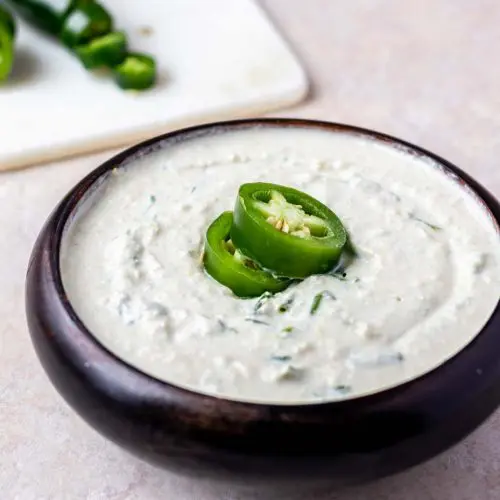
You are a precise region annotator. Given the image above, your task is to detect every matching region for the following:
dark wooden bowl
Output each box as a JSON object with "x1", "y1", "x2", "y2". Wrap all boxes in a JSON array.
[{"x1": 26, "y1": 119, "x2": 500, "y2": 487}]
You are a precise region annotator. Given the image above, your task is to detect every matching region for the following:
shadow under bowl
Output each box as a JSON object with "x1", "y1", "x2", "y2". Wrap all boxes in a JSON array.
[{"x1": 25, "y1": 119, "x2": 500, "y2": 487}]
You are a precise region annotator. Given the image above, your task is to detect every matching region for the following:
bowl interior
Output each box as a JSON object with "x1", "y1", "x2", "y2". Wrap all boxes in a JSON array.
[{"x1": 55, "y1": 119, "x2": 500, "y2": 407}]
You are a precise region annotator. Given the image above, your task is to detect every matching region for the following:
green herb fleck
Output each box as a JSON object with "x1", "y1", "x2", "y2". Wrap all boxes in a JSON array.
[
  {"x1": 254, "y1": 291, "x2": 273, "y2": 314},
  {"x1": 282, "y1": 326, "x2": 294, "y2": 333},
  {"x1": 351, "y1": 350, "x2": 405, "y2": 367},
  {"x1": 245, "y1": 317, "x2": 270, "y2": 325},
  {"x1": 217, "y1": 318, "x2": 237, "y2": 333},
  {"x1": 278, "y1": 295, "x2": 295, "y2": 313},
  {"x1": 310, "y1": 293, "x2": 323, "y2": 315},
  {"x1": 310, "y1": 290, "x2": 336, "y2": 315},
  {"x1": 409, "y1": 213, "x2": 441, "y2": 231},
  {"x1": 334, "y1": 384, "x2": 352, "y2": 395},
  {"x1": 270, "y1": 355, "x2": 292, "y2": 362}
]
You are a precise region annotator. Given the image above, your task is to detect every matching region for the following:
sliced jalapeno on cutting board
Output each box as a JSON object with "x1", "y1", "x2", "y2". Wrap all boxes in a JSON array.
[
  {"x1": 7, "y1": 0, "x2": 74, "y2": 35},
  {"x1": 112, "y1": 52, "x2": 156, "y2": 90},
  {"x1": 231, "y1": 183, "x2": 347, "y2": 278},
  {"x1": 61, "y1": 1, "x2": 112, "y2": 47},
  {"x1": 7, "y1": 0, "x2": 157, "y2": 91},
  {"x1": 75, "y1": 30, "x2": 127, "y2": 69},
  {"x1": 0, "y1": 5, "x2": 15, "y2": 82},
  {"x1": 203, "y1": 211, "x2": 290, "y2": 298},
  {"x1": 0, "y1": 4, "x2": 16, "y2": 38}
]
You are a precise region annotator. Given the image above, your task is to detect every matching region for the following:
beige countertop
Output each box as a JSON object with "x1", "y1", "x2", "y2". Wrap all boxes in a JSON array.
[{"x1": 2, "y1": 0, "x2": 500, "y2": 498}]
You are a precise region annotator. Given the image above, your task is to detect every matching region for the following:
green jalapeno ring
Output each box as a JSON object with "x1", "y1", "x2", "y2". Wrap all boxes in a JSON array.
[
  {"x1": 231, "y1": 183, "x2": 347, "y2": 278},
  {"x1": 0, "y1": 4, "x2": 16, "y2": 39},
  {"x1": 0, "y1": 4, "x2": 15, "y2": 82},
  {"x1": 7, "y1": 0, "x2": 73, "y2": 36},
  {"x1": 75, "y1": 31, "x2": 127, "y2": 69},
  {"x1": 61, "y1": 1, "x2": 113, "y2": 48},
  {"x1": 0, "y1": 24, "x2": 14, "y2": 82},
  {"x1": 112, "y1": 52, "x2": 156, "y2": 90},
  {"x1": 203, "y1": 211, "x2": 290, "y2": 298}
]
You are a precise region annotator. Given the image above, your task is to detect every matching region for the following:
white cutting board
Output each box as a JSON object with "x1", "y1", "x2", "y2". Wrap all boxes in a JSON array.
[{"x1": 0, "y1": 0, "x2": 307, "y2": 171}]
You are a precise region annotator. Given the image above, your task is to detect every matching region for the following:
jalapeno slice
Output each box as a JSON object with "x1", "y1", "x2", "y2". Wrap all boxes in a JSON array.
[
  {"x1": 112, "y1": 52, "x2": 156, "y2": 90},
  {"x1": 0, "y1": 23, "x2": 14, "y2": 82},
  {"x1": 7, "y1": 0, "x2": 73, "y2": 35},
  {"x1": 75, "y1": 31, "x2": 127, "y2": 69},
  {"x1": 0, "y1": 5, "x2": 15, "y2": 83},
  {"x1": 61, "y1": 1, "x2": 112, "y2": 47},
  {"x1": 203, "y1": 211, "x2": 290, "y2": 298},
  {"x1": 231, "y1": 183, "x2": 347, "y2": 278},
  {"x1": 0, "y1": 4, "x2": 16, "y2": 39}
]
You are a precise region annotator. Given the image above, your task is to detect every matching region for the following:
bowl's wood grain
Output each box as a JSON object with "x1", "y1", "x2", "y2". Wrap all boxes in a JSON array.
[{"x1": 25, "y1": 119, "x2": 500, "y2": 485}]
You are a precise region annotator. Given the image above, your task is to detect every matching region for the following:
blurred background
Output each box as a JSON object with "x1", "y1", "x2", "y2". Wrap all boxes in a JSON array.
[{"x1": 2, "y1": 1, "x2": 500, "y2": 499}]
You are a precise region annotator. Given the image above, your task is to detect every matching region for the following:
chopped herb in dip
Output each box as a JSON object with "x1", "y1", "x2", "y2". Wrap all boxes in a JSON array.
[
  {"x1": 408, "y1": 212, "x2": 441, "y2": 231},
  {"x1": 278, "y1": 295, "x2": 295, "y2": 313},
  {"x1": 270, "y1": 355, "x2": 292, "y2": 362},
  {"x1": 310, "y1": 290, "x2": 336, "y2": 315}
]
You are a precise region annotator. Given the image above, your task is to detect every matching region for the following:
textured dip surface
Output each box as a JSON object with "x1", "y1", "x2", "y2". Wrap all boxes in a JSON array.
[{"x1": 61, "y1": 126, "x2": 500, "y2": 403}]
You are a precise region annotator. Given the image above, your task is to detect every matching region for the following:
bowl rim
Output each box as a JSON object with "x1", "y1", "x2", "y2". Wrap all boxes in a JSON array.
[{"x1": 40, "y1": 117, "x2": 500, "y2": 413}]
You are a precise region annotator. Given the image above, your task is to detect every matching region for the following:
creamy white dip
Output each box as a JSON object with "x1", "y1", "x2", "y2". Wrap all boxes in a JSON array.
[{"x1": 61, "y1": 126, "x2": 500, "y2": 404}]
